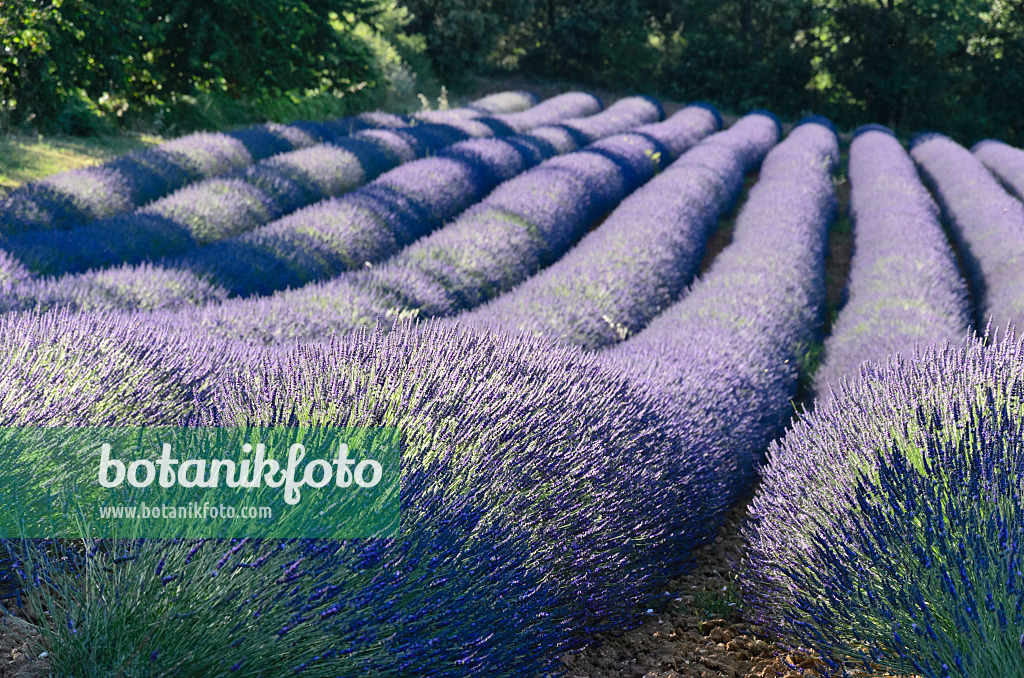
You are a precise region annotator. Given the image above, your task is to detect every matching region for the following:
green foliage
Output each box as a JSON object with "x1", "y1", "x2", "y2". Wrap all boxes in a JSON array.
[
  {"x1": 0, "y1": 0, "x2": 421, "y2": 135},
  {"x1": 401, "y1": 0, "x2": 534, "y2": 81},
  {"x1": 430, "y1": 0, "x2": 1023, "y2": 144}
]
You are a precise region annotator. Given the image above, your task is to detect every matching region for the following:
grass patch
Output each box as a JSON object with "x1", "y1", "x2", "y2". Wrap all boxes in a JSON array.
[
  {"x1": 0, "y1": 133, "x2": 162, "y2": 197},
  {"x1": 683, "y1": 582, "x2": 744, "y2": 620}
]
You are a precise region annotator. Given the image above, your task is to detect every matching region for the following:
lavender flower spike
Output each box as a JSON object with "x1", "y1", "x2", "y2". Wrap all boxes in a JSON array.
[
  {"x1": 813, "y1": 126, "x2": 971, "y2": 399},
  {"x1": 911, "y1": 133, "x2": 1024, "y2": 331}
]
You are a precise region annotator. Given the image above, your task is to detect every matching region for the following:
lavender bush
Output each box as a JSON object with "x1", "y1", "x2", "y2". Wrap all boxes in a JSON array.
[
  {"x1": 911, "y1": 134, "x2": 1024, "y2": 330},
  {"x1": 606, "y1": 118, "x2": 837, "y2": 507},
  {"x1": 14, "y1": 319, "x2": 716, "y2": 676},
  {"x1": 5, "y1": 120, "x2": 489, "y2": 275},
  {"x1": 202, "y1": 322, "x2": 718, "y2": 676},
  {"x1": 173, "y1": 103, "x2": 720, "y2": 343},
  {"x1": 0, "y1": 264, "x2": 227, "y2": 313},
  {"x1": 0, "y1": 127, "x2": 312, "y2": 237},
  {"x1": 813, "y1": 126, "x2": 971, "y2": 398},
  {"x1": 467, "y1": 111, "x2": 780, "y2": 349},
  {"x1": 973, "y1": 138, "x2": 1024, "y2": 200},
  {"x1": 467, "y1": 90, "x2": 540, "y2": 114},
  {"x1": 0, "y1": 249, "x2": 29, "y2": 294},
  {"x1": 5, "y1": 93, "x2": 598, "y2": 277},
  {"x1": 170, "y1": 95, "x2": 663, "y2": 300},
  {"x1": 0, "y1": 309, "x2": 244, "y2": 426},
  {"x1": 744, "y1": 335, "x2": 1024, "y2": 678},
  {"x1": 0, "y1": 91, "x2": 539, "y2": 236},
  {"x1": 1, "y1": 97, "x2": 621, "y2": 313}
]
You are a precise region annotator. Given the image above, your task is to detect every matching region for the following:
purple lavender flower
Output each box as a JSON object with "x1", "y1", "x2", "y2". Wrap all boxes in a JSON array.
[
  {"x1": 0, "y1": 263, "x2": 227, "y2": 313},
  {"x1": 606, "y1": 118, "x2": 838, "y2": 507},
  {"x1": 466, "y1": 111, "x2": 780, "y2": 349},
  {"x1": 0, "y1": 248, "x2": 29, "y2": 294},
  {"x1": 911, "y1": 133, "x2": 1024, "y2": 331},
  {"x1": 208, "y1": 320, "x2": 718, "y2": 676},
  {"x1": 744, "y1": 334, "x2": 1024, "y2": 677},
  {"x1": 169, "y1": 103, "x2": 719, "y2": 343},
  {"x1": 973, "y1": 139, "x2": 1024, "y2": 202},
  {"x1": 813, "y1": 126, "x2": 971, "y2": 399},
  {"x1": 0, "y1": 308, "x2": 254, "y2": 426}
]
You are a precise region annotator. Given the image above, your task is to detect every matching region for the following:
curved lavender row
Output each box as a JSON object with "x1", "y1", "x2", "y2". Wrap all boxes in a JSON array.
[
  {"x1": 743, "y1": 336, "x2": 1024, "y2": 677},
  {"x1": 206, "y1": 323, "x2": 719, "y2": 676},
  {"x1": 973, "y1": 138, "x2": 1024, "y2": 201},
  {"x1": 171, "y1": 103, "x2": 717, "y2": 344},
  {"x1": 4, "y1": 313, "x2": 711, "y2": 676},
  {"x1": 4, "y1": 93, "x2": 599, "y2": 277},
  {"x1": 0, "y1": 97, "x2": 629, "y2": 313},
  {"x1": 0, "y1": 92, "x2": 537, "y2": 236},
  {"x1": 606, "y1": 119, "x2": 837, "y2": 510},
  {"x1": 495, "y1": 92, "x2": 604, "y2": 133},
  {"x1": 465, "y1": 111, "x2": 780, "y2": 349},
  {"x1": 5, "y1": 119, "x2": 498, "y2": 275},
  {"x1": 171, "y1": 96, "x2": 661, "y2": 298},
  {"x1": 813, "y1": 127, "x2": 971, "y2": 399},
  {"x1": 2, "y1": 263, "x2": 227, "y2": 313},
  {"x1": 0, "y1": 124, "x2": 337, "y2": 237},
  {"x1": 911, "y1": 134, "x2": 1024, "y2": 330}
]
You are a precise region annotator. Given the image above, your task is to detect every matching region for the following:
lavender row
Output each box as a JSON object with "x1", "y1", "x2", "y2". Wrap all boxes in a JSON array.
[
  {"x1": 2, "y1": 93, "x2": 600, "y2": 278},
  {"x1": 0, "y1": 96, "x2": 620, "y2": 313},
  {"x1": 5, "y1": 118, "x2": 500, "y2": 276},
  {"x1": 3, "y1": 307, "x2": 718, "y2": 676},
  {"x1": 0, "y1": 91, "x2": 538, "y2": 236},
  {"x1": 172, "y1": 95, "x2": 657, "y2": 297},
  {"x1": 174, "y1": 103, "x2": 719, "y2": 343},
  {"x1": 744, "y1": 334, "x2": 1024, "y2": 677},
  {"x1": 911, "y1": 134, "x2": 1024, "y2": 330},
  {"x1": 607, "y1": 118, "x2": 837, "y2": 510},
  {"x1": 1, "y1": 121, "x2": 356, "y2": 237},
  {"x1": 467, "y1": 111, "x2": 781, "y2": 349},
  {"x1": 973, "y1": 138, "x2": 1024, "y2": 201},
  {"x1": 813, "y1": 126, "x2": 971, "y2": 399},
  {"x1": 466, "y1": 90, "x2": 540, "y2": 114}
]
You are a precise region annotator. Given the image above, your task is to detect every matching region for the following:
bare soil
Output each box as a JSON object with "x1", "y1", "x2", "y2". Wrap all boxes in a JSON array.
[{"x1": 556, "y1": 505, "x2": 913, "y2": 678}]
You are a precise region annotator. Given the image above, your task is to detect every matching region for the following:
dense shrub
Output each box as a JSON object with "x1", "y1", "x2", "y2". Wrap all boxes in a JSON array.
[
  {"x1": 744, "y1": 335, "x2": 1024, "y2": 678},
  {"x1": 974, "y1": 139, "x2": 1024, "y2": 202}
]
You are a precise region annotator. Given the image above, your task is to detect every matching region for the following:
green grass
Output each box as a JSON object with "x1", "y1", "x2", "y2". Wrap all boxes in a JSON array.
[
  {"x1": 0, "y1": 132, "x2": 162, "y2": 197},
  {"x1": 684, "y1": 582, "x2": 743, "y2": 620}
]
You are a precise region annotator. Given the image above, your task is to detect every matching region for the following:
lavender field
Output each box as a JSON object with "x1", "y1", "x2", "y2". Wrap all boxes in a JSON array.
[{"x1": 1, "y1": 89, "x2": 1023, "y2": 678}]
